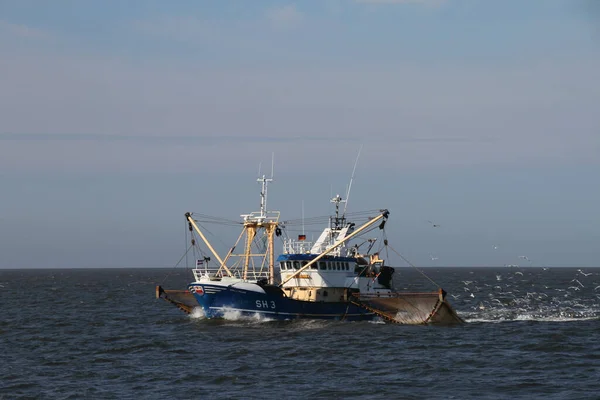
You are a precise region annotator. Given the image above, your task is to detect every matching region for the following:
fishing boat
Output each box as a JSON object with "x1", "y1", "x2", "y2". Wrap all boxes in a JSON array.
[{"x1": 156, "y1": 174, "x2": 463, "y2": 325}]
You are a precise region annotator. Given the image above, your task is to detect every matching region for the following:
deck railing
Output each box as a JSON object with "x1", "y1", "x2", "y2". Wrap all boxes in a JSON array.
[
  {"x1": 283, "y1": 238, "x2": 314, "y2": 254},
  {"x1": 192, "y1": 266, "x2": 270, "y2": 282}
]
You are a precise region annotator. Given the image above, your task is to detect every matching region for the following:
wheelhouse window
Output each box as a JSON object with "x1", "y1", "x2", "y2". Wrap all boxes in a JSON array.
[
  {"x1": 319, "y1": 262, "x2": 326, "y2": 270},
  {"x1": 293, "y1": 261, "x2": 301, "y2": 269}
]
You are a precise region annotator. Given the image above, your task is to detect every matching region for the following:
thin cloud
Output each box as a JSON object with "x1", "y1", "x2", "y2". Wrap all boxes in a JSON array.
[
  {"x1": 266, "y1": 4, "x2": 304, "y2": 29},
  {"x1": 0, "y1": 19, "x2": 53, "y2": 40},
  {"x1": 355, "y1": 0, "x2": 446, "y2": 6},
  {"x1": 0, "y1": 133, "x2": 343, "y2": 144},
  {"x1": 0, "y1": 133, "x2": 484, "y2": 145},
  {"x1": 131, "y1": 15, "x2": 213, "y2": 42}
]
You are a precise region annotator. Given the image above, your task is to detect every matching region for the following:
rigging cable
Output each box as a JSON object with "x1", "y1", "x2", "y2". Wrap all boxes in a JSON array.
[
  {"x1": 384, "y1": 242, "x2": 441, "y2": 289},
  {"x1": 185, "y1": 219, "x2": 189, "y2": 270},
  {"x1": 192, "y1": 218, "x2": 232, "y2": 255},
  {"x1": 159, "y1": 242, "x2": 195, "y2": 286}
]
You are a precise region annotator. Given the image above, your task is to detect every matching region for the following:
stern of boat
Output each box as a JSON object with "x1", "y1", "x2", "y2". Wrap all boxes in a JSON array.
[{"x1": 350, "y1": 288, "x2": 464, "y2": 325}]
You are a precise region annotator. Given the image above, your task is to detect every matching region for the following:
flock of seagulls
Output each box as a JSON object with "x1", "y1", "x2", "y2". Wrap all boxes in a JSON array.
[
  {"x1": 421, "y1": 222, "x2": 599, "y2": 317},
  {"x1": 452, "y1": 264, "x2": 599, "y2": 316}
]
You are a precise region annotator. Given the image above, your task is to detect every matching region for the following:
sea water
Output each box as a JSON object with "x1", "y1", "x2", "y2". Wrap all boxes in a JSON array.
[{"x1": 1, "y1": 267, "x2": 599, "y2": 399}]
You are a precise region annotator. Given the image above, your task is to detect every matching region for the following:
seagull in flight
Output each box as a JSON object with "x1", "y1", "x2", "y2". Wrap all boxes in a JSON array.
[
  {"x1": 426, "y1": 220, "x2": 441, "y2": 228},
  {"x1": 571, "y1": 278, "x2": 585, "y2": 288},
  {"x1": 577, "y1": 269, "x2": 593, "y2": 277}
]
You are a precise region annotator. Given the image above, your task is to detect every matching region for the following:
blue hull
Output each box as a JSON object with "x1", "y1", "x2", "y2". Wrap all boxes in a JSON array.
[{"x1": 189, "y1": 283, "x2": 375, "y2": 321}]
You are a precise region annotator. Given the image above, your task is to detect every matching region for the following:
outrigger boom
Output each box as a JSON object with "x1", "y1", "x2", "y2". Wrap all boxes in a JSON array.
[{"x1": 185, "y1": 212, "x2": 234, "y2": 278}]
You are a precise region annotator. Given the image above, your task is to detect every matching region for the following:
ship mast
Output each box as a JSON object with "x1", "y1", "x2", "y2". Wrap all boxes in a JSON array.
[
  {"x1": 258, "y1": 174, "x2": 272, "y2": 222},
  {"x1": 330, "y1": 194, "x2": 346, "y2": 232},
  {"x1": 240, "y1": 157, "x2": 279, "y2": 284},
  {"x1": 185, "y1": 159, "x2": 280, "y2": 283},
  {"x1": 328, "y1": 147, "x2": 359, "y2": 246}
]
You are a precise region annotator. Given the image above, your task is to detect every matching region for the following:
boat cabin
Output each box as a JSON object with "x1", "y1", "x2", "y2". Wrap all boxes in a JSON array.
[{"x1": 277, "y1": 251, "x2": 392, "y2": 301}]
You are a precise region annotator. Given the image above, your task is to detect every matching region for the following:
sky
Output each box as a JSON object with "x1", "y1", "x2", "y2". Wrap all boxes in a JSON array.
[{"x1": 1, "y1": 0, "x2": 599, "y2": 269}]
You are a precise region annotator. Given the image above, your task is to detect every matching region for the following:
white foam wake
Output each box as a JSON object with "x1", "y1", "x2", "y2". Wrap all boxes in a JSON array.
[
  {"x1": 221, "y1": 307, "x2": 275, "y2": 323},
  {"x1": 189, "y1": 307, "x2": 206, "y2": 319}
]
